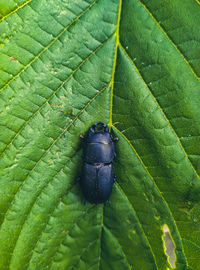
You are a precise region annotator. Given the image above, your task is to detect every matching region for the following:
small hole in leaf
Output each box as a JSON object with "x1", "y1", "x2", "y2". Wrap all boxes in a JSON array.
[{"x1": 162, "y1": 224, "x2": 176, "y2": 268}]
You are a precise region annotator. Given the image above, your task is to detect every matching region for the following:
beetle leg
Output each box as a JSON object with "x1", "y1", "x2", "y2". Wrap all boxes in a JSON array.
[
  {"x1": 107, "y1": 199, "x2": 111, "y2": 206},
  {"x1": 113, "y1": 137, "x2": 119, "y2": 142},
  {"x1": 80, "y1": 135, "x2": 84, "y2": 140},
  {"x1": 77, "y1": 176, "x2": 81, "y2": 182}
]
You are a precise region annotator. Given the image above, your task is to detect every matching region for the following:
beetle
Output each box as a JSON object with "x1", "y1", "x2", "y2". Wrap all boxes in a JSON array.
[{"x1": 79, "y1": 122, "x2": 117, "y2": 204}]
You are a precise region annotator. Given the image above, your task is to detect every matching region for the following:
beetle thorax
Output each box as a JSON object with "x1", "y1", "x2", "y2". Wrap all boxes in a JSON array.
[{"x1": 86, "y1": 131, "x2": 112, "y2": 144}]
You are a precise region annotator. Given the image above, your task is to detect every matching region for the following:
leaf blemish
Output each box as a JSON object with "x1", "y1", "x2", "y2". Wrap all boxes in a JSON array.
[{"x1": 162, "y1": 224, "x2": 176, "y2": 269}]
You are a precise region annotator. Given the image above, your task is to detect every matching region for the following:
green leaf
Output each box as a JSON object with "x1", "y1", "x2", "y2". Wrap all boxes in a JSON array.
[{"x1": 0, "y1": 0, "x2": 200, "y2": 269}]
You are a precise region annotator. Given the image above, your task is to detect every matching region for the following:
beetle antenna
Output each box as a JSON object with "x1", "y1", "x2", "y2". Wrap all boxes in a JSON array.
[{"x1": 112, "y1": 122, "x2": 120, "y2": 126}]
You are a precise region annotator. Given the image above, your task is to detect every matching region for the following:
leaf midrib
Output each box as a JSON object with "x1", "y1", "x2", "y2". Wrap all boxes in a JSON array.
[{"x1": 108, "y1": 0, "x2": 122, "y2": 130}]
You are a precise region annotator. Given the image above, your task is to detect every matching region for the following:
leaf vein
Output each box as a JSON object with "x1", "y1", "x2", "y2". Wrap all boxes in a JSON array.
[
  {"x1": 97, "y1": 204, "x2": 104, "y2": 270},
  {"x1": 119, "y1": 42, "x2": 200, "y2": 180},
  {"x1": 183, "y1": 238, "x2": 200, "y2": 251},
  {"x1": 28, "y1": 204, "x2": 95, "y2": 269},
  {"x1": 136, "y1": 0, "x2": 200, "y2": 81},
  {"x1": 0, "y1": 33, "x2": 114, "y2": 158},
  {"x1": 45, "y1": 205, "x2": 96, "y2": 270},
  {"x1": 104, "y1": 226, "x2": 132, "y2": 270},
  {"x1": 0, "y1": 82, "x2": 109, "y2": 232},
  {"x1": 115, "y1": 183, "x2": 159, "y2": 269},
  {"x1": 113, "y1": 125, "x2": 188, "y2": 268},
  {"x1": 10, "y1": 181, "x2": 77, "y2": 268},
  {"x1": 0, "y1": 0, "x2": 98, "y2": 93},
  {"x1": 0, "y1": 0, "x2": 32, "y2": 23}
]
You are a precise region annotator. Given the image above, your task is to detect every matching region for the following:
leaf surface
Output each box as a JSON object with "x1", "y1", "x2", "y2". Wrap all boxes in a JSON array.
[{"x1": 0, "y1": 0, "x2": 200, "y2": 269}]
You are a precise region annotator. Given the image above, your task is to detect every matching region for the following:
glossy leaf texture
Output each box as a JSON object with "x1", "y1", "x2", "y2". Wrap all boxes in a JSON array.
[{"x1": 0, "y1": 0, "x2": 200, "y2": 269}]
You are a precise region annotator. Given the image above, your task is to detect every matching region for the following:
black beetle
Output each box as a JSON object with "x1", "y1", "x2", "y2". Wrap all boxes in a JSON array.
[{"x1": 79, "y1": 122, "x2": 117, "y2": 204}]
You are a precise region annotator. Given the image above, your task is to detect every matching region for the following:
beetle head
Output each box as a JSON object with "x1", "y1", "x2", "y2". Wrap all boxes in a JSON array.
[
  {"x1": 87, "y1": 122, "x2": 112, "y2": 144},
  {"x1": 89, "y1": 122, "x2": 109, "y2": 133}
]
